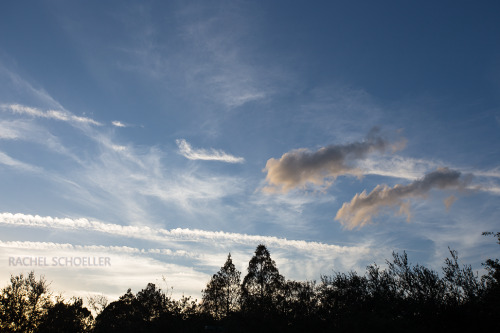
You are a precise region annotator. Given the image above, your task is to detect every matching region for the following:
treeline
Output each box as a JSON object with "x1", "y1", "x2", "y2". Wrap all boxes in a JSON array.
[{"x1": 1, "y1": 232, "x2": 499, "y2": 332}]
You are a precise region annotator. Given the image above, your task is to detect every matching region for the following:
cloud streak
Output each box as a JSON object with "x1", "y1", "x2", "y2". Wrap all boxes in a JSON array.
[
  {"x1": 0, "y1": 212, "x2": 366, "y2": 255},
  {"x1": 335, "y1": 168, "x2": 473, "y2": 229},
  {"x1": 0, "y1": 240, "x2": 201, "y2": 260},
  {"x1": 176, "y1": 139, "x2": 244, "y2": 163},
  {"x1": 263, "y1": 129, "x2": 405, "y2": 193},
  {"x1": 0, "y1": 212, "x2": 376, "y2": 292},
  {"x1": 0, "y1": 151, "x2": 42, "y2": 173},
  {"x1": 0, "y1": 104, "x2": 102, "y2": 126}
]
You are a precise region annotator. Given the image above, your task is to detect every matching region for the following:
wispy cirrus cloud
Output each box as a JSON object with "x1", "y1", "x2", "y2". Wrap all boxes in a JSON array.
[
  {"x1": 0, "y1": 103, "x2": 102, "y2": 126},
  {"x1": 263, "y1": 129, "x2": 405, "y2": 193},
  {"x1": 177, "y1": 3, "x2": 272, "y2": 108},
  {"x1": 0, "y1": 71, "x2": 245, "y2": 224},
  {"x1": 0, "y1": 66, "x2": 245, "y2": 222},
  {"x1": 0, "y1": 151, "x2": 42, "y2": 173},
  {"x1": 176, "y1": 139, "x2": 244, "y2": 163},
  {"x1": 105, "y1": 2, "x2": 277, "y2": 108},
  {"x1": 0, "y1": 121, "x2": 22, "y2": 139},
  {"x1": 335, "y1": 168, "x2": 474, "y2": 229},
  {"x1": 0, "y1": 240, "x2": 201, "y2": 260},
  {"x1": 359, "y1": 155, "x2": 441, "y2": 180}
]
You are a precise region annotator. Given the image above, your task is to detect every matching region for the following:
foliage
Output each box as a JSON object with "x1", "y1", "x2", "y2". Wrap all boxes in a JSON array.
[
  {"x1": 37, "y1": 297, "x2": 93, "y2": 333},
  {"x1": 241, "y1": 244, "x2": 285, "y2": 316},
  {"x1": 86, "y1": 294, "x2": 108, "y2": 317},
  {"x1": 93, "y1": 283, "x2": 176, "y2": 333},
  {"x1": 482, "y1": 232, "x2": 500, "y2": 288},
  {"x1": 0, "y1": 271, "x2": 52, "y2": 332},
  {"x1": 201, "y1": 253, "x2": 241, "y2": 319}
]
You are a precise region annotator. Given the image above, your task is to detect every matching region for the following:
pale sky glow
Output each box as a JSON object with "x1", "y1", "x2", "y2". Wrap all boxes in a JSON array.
[{"x1": 1, "y1": 1, "x2": 500, "y2": 302}]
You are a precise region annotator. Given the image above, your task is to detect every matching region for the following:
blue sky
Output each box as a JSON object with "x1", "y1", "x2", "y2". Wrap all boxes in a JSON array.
[{"x1": 1, "y1": 0, "x2": 500, "y2": 302}]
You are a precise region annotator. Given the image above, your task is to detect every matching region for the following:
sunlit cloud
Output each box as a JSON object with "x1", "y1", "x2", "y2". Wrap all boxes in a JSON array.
[
  {"x1": 335, "y1": 168, "x2": 473, "y2": 229},
  {"x1": 263, "y1": 129, "x2": 405, "y2": 193},
  {"x1": 176, "y1": 139, "x2": 245, "y2": 163}
]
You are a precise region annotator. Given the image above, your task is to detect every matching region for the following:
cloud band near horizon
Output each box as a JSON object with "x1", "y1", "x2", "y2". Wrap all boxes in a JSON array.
[{"x1": 0, "y1": 212, "x2": 365, "y2": 255}]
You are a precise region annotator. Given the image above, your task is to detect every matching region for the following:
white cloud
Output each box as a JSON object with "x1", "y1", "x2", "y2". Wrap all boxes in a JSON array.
[
  {"x1": 0, "y1": 103, "x2": 102, "y2": 126},
  {"x1": 0, "y1": 212, "x2": 376, "y2": 300},
  {"x1": 112, "y1": 120, "x2": 127, "y2": 127},
  {"x1": 472, "y1": 167, "x2": 500, "y2": 179},
  {"x1": 0, "y1": 123, "x2": 21, "y2": 139},
  {"x1": 110, "y1": 144, "x2": 127, "y2": 152},
  {"x1": 359, "y1": 155, "x2": 441, "y2": 180},
  {"x1": 0, "y1": 119, "x2": 83, "y2": 164},
  {"x1": 0, "y1": 71, "x2": 247, "y2": 222},
  {"x1": 0, "y1": 212, "x2": 368, "y2": 257},
  {"x1": 0, "y1": 240, "x2": 201, "y2": 260},
  {"x1": 176, "y1": 139, "x2": 244, "y2": 163},
  {"x1": 67, "y1": 136, "x2": 244, "y2": 223},
  {"x1": 0, "y1": 151, "x2": 42, "y2": 173}
]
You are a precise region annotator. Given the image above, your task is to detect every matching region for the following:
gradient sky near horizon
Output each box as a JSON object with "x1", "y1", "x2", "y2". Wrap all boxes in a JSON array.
[{"x1": 1, "y1": 0, "x2": 500, "y2": 302}]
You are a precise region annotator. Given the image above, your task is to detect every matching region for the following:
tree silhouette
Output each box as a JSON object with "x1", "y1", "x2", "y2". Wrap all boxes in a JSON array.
[
  {"x1": 94, "y1": 283, "x2": 200, "y2": 333},
  {"x1": 93, "y1": 288, "x2": 142, "y2": 333},
  {"x1": 482, "y1": 232, "x2": 500, "y2": 290},
  {"x1": 479, "y1": 232, "x2": 500, "y2": 326},
  {"x1": 1, "y1": 235, "x2": 499, "y2": 332},
  {"x1": 0, "y1": 271, "x2": 51, "y2": 333},
  {"x1": 241, "y1": 244, "x2": 285, "y2": 316},
  {"x1": 37, "y1": 297, "x2": 92, "y2": 333},
  {"x1": 281, "y1": 280, "x2": 318, "y2": 326},
  {"x1": 87, "y1": 294, "x2": 108, "y2": 317},
  {"x1": 442, "y1": 248, "x2": 482, "y2": 306},
  {"x1": 202, "y1": 253, "x2": 241, "y2": 319}
]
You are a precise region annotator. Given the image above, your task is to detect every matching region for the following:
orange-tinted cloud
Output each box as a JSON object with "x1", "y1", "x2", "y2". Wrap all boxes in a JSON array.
[
  {"x1": 263, "y1": 129, "x2": 404, "y2": 192},
  {"x1": 335, "y1": 168, "x2": 472, "y2": 229}
]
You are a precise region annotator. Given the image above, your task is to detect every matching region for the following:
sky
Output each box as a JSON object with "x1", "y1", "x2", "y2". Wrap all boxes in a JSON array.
[{"x1": 1, "y1": 0, "x2": 500, "y2": 303}]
